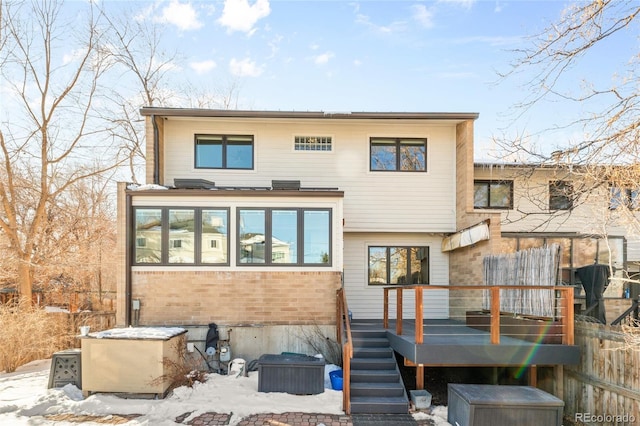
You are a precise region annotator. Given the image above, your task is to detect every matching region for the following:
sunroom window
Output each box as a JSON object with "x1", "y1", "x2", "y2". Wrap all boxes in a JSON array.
[
  {"x1": 133, "y1": 207, "x2": 229, "y2": 266},
  {"x1": 238, "y1": 208, "x2": 331, "y2": 266}
]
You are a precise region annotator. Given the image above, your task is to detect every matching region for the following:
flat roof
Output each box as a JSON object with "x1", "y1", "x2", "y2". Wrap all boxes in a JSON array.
[{"x1": 139, "y1": 107, "x2": 479, "y2": 121}]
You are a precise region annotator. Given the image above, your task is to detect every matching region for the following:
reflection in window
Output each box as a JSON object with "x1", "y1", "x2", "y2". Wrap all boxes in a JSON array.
[
  {"x1": 272, "y1": 210, "x2": 297, "y2": 263},
  {"x1": 201, "y1": 209, "x2": 228, "y2": 264},
  {"x1": 549, "y1": 181, "x2": 573, "y2": 210},
  {"x1": 168, "y1": 209, "x2": 195, "y2": 263},
  {"x1": 239, "y1": 209, "x2": 266, "y2": 264},
  {"x1": 368, "y1": 247, "x2": 387, "y2": 284},
  {"x1": 474, "y1": 180, "x2": 513, "y2": 209},
  {"x1": 370, "y1": 138, "x2": 427, "y2": 172},
  {"x1": 237, "y1": 208, "x2": 332, "y2": 266},
  {"x1": 195, "y1": 134, "x2": 253, "y2": 169},
  {"x1": 304, "y1": 210, "x2": 330, "y2": 264},
  {"x1": 135, "y1": 209, "x2": 162, "y2": 263},
  {"x1": 368, "y1": 246, "x2": 429, "y2": 285},
  {"x1": 610, "y1": 187, "x2": 640, "y2": 210}
]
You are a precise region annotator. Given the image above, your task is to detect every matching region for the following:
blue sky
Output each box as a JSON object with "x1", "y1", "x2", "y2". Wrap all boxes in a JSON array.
[{"x1": 95, "y1": 0, "x2": 634, "y2": 160}]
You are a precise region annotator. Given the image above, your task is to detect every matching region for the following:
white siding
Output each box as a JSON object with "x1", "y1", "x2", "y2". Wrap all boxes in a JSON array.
[
  {"x1": 343, "y1": 232, "x2": 449, "y2": 320},
  {"x1": 162, "y1": 118, "x2": 458, "y2": 234}
]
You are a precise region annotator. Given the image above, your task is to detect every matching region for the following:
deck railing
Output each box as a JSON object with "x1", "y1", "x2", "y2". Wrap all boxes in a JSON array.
[
  {"x1": 336, "y1": 288, "x2": 353, "y2": 414},
  {"x1": 383, "y1": 285, "x2": 575, "y2": 345}
]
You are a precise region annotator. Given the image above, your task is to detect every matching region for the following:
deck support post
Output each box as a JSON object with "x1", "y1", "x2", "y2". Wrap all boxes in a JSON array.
[
  {"x1": 383, "y1": 288, "x2": 389, "y2": 329},
  {"x1": 416, "y1": 365, "x2": 424, "y2": 390},
  {"x1": 554, "y1": 365, "x2": 564, "y2": 400},
  {"x1": 396, "y1": 288, "x2": 403, "y2": 336},
  {"x1": 528, "y1": 365, "x2": 537, "y2": 387}
]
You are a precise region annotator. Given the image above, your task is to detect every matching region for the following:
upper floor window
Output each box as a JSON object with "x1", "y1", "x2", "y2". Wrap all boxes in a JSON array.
[
  {"x1": 195, "y1": 134, "x2": 253, "y2": 169},
  {"x1": 610, "y1": 187, "x2": 640, "y2": 210},
  {"x1": 549, "y1": 181, "x2": 573, "y2": 210},
  {"x1": 134, "y1": 207, "x2": 229, "y2": 265},
  {"x1": 368, "y1": 246, "x2": 429, "y2": 285},
  {"x1": 474, "y1": 180, "x2": 513, "y2": 209},
  {"x1": 370, "y1": 138, "x2": 427, "y2": 172},
  {"x1": 295, "y1": 136, "x2": 332, "y2": 151},
  {"x1": 238, "y1": 208, "x2": 331, "y2": 266}
]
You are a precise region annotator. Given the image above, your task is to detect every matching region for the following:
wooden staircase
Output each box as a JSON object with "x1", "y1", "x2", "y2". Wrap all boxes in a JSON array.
[{"x1": 349, "y1": 322, "x2": 409, "y2": 414}]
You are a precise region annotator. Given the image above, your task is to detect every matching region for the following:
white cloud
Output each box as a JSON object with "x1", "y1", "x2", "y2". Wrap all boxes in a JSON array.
[
  {"x1": 314, "y1": 52, "x2": 335, "y2": 65},
  {"x1": 411, "y1": 4, "x2": 434, "y2": 28},
  {"x1": 355, "y1": 13, "x2": 406, "y2": 34},
  {"x1": 229, "y1": 57, "x2": 263, "y2": 77},
  {"x1": 438, "y1": 0, "x2": 476, "y2": 9},
  {"x1": 218, "y1": 0, "x2": 271, "y2": 35},
  {"x1": 62, "y1": 49, "x2": 84, "y2": 65},
  {"x1": 190, "y1": 60, "x2": 217, "y2": 75},
  {"x1": 156, "y1": 0, "x2": 203, "y2": 31}
]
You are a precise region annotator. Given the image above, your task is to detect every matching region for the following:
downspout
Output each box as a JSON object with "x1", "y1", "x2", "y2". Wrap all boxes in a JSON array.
[
  {"x1": 125, "y1": 191, "x2": 132, "y2": 326},
  {"x1": 152, "y1": 114, "x2": 160, "y2": 185}
]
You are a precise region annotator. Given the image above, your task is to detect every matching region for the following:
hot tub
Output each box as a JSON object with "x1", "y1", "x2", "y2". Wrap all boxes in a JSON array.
[{"x1": 81, "y1": 327, "x2": 187, "y2": 397}]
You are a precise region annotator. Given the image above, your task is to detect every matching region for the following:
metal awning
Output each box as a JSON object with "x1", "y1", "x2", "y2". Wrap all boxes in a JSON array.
[{"x1": 441, "y1": 220, "x2": 490, "y2": 252}]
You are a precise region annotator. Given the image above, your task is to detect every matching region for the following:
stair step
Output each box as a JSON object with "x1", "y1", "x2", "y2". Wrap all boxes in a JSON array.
[
  {"x1": 350, "y1": 382, "x2": 406, "y2": 397},
  {"x1": 350, "y1": 396, "x2": 410, "y2": 414},
  {"x1": 351, "y1": 329, "x2": 387, "y2": 339},
  {"x1": 351, "y1": 369, "x2": 401, "y2": 383},
  {"x1": 352, "y1": 337, "x2": 389, "y2": 348},
  {"x1": 351, "y1": 357, "x2": 397, "y2": 369},
  {"x1": 352, "y1": 347, "x2": 394, "y2": 358}
]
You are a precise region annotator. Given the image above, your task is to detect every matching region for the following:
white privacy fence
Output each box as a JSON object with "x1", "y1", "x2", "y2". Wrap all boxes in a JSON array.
[{"x1": 483, "y1": 244, "x2": 561, "y2": 318}]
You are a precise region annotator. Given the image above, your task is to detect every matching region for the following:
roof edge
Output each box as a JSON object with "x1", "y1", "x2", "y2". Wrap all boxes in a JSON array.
[{"x1": 140, "y1": 107, "x2": 479, "y2": 121}]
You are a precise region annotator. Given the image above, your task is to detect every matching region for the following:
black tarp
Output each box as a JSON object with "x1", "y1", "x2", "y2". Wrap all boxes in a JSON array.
[{"x1": 576, "y1": 264, "x2": 611, "y2": 324}]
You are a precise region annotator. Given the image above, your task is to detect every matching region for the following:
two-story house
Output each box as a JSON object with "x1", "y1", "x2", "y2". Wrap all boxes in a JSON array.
[{"x1": 115, "y1": 108, "x2": 503, "y2": 360}]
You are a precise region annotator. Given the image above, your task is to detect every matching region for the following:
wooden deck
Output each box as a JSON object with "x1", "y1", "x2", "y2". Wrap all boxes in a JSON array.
[
  {"x1": 379, "y1": 284, "x2": 580, "y2": 367},
  {"x1": 353, "y1": 319, "x2": 580, "y2": 367}
]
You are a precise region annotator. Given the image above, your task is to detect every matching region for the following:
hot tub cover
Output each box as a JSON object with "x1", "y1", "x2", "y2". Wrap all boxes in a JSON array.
[{"x1": 93, "y1": 327, "x2": 186, "y2": 340}]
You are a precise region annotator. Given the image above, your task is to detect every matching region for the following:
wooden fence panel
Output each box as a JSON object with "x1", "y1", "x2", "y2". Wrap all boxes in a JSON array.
[{"x1": 564, "y1": 321, "x2": 640, "y2": 424}]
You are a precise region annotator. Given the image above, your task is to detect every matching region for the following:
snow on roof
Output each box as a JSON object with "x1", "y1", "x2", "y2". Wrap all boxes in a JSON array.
[{"x1": 92, "y1": 327, "x2": 186, "y2": 340}]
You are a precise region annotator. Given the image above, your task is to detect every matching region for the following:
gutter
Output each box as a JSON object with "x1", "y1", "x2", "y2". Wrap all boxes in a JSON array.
[
  {"x1": 152, "y1": 114, "x2": 159, "y2": 185},
  {"x1": 125, "y1": 191, "x2": 132, "y2": 326}
]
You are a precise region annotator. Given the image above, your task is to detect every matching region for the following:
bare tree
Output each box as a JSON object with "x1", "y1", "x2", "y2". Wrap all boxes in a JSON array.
[
  {"x1": 0, "y1": 0, "x2": 125, "y2": 304},
  {"x1": 100, "y1": 8, "x2": 243, "y2": 183},
  {"x1": 497, "y1": 0, "x2": 640, "y2": 168},
  {"x1": 491, "y1": 1, "x2": 640, "y2": 316}
]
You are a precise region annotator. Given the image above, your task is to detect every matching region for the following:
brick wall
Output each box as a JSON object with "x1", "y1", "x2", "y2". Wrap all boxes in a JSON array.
[
  {"x1": 450, "y1": 120, "x2": 503, "y2": 318},
  {"x1": 130, "y1": 270, "x2": 342, "y2": 326}
]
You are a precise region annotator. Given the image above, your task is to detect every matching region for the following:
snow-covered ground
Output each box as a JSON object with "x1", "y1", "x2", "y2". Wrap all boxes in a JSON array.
[{"x1": 0, "y1": 359, "x2": 451, "y2": 425}]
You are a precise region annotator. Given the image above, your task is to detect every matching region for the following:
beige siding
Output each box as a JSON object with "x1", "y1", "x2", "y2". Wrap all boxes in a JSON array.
[
  {"x1": 162, "y1": 118, "x2": 457, "y2": 233},
  {"x1": 474, "y1": 164, "x2": 640, "y2": 262},
  {"x1": 343, "y1": 232, "x2": 449, "y2": 320}
]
